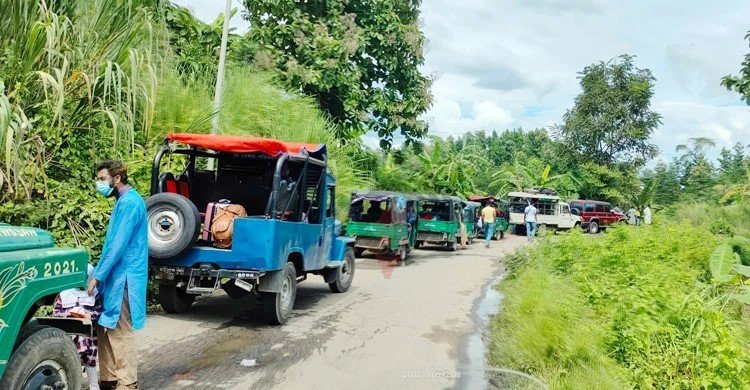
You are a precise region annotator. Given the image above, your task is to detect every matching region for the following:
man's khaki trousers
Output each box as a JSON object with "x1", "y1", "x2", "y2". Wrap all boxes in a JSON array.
[{"x1": 96, "y1": 290, "x2": 137, "y2": 388}]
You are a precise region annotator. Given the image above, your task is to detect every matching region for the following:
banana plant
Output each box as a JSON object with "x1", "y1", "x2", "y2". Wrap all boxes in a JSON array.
[{"x1": 717, "y1": 165, "x2": 750, "y2": 205}]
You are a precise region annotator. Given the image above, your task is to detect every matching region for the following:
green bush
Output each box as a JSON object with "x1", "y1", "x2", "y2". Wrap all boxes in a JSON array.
[{"x1": 490, "y1": 225, "x2": 750, "y2": 388}]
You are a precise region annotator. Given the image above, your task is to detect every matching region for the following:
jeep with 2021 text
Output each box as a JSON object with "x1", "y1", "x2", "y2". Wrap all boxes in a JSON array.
[
  {"x1": 147, "y1": 133, "x2": 355, "y2": 325},
  {"x1": 0, "y1": 223, "x2": 92, "y2": 389}
]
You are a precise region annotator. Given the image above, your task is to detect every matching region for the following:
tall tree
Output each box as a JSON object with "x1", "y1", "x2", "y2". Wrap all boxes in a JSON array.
[
  {"x1": 718, "y1": 142, "x2": 747, "y2": 184},
  {"x1": 642, "y1": 162, "x2": 681, "y2": 206},
  {"x1": 721, "y1": 30, "x2": 750, "y2": 104},
  {"x1": 556, "y1": 55, "x2": 661, "y2": 167},
  {"x1": 241, "y1": 0, "x2": 432, "y2": 146}
]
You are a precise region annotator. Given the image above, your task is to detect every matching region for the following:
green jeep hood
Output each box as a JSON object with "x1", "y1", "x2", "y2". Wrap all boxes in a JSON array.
[{"x1": 0, "y1": 223, "x2": 55, "y2": 253}]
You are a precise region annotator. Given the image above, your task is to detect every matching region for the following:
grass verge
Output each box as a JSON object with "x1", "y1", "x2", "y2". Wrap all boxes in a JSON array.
[{"x1": 489, "y1": 224, "x2": 750, "y2": 389}]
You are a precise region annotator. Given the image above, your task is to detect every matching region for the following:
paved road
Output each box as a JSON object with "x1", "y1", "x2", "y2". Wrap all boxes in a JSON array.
[{"x1": 135, "y1": 236, "x2": 526, "y2": 390}]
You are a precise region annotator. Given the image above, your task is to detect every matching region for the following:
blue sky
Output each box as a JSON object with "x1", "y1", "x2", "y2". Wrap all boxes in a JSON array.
[{"x1": 176, "y1": 0, "x2": 750, "y2": 160}]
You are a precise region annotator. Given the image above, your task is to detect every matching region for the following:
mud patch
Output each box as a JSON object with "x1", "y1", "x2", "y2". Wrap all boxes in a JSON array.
[{"x1": 192, "y1": 329, "x2": 259, "y2": 370}]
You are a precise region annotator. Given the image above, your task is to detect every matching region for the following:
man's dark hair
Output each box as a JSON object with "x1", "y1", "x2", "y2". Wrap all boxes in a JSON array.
[{"x1": 96, "y1": 160, "x2": 129, "y2": 184}]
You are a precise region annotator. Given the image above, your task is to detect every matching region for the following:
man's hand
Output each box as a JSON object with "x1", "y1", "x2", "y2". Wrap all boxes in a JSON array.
[{"x1": 87, "y1": 278, "x2": 99, "y2": 296}]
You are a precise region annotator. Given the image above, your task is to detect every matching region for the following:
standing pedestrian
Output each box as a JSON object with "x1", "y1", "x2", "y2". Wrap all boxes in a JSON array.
[
  {"x1": 456, "y1": 208, "x2": 468, "y2": 250},
  {"x1": 88, "y1": 160, "x2": 148, "y2": 390},
  {"x1": 627, "y1": 207, "x2": 637, "y2": 225},
  {"x1": 643, "y1": 205, "x2": 652, "y2": 225},
  {"x1": 635, "y1": 208, "x2": 641, "y2": 226},
  {"x1": 481, "y1": 202, "x2": 498, "y2": 248},
  {"x1": 523, "y1": 201, "x2": 538, "y2": 242}
]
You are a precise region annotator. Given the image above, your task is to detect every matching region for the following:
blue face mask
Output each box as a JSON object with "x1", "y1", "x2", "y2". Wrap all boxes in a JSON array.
[{"x1": 96, "y1": 180, "x2": 114, "y2": 197}]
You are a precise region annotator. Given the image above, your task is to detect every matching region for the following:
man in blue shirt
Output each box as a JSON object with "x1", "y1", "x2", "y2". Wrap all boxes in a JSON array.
[{"x1": 87, "y1": 160, "x2": 148, "y2": 390}]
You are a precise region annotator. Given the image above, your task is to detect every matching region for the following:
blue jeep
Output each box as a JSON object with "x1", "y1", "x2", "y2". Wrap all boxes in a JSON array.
[{"x1": 146, "y1": 133, "x2": 355, "y2": 324}]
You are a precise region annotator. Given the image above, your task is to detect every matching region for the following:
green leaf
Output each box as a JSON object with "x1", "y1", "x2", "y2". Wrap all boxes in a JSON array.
[
  {"x1": 710, "y1": 242, "x2": 739, "y2": 281},
  {"x1": 733, "y1": 263, "x2": 750, "y2": 277}
]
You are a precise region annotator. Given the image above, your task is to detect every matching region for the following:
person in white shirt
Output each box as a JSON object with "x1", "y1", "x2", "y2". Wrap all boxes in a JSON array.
[
  {"x1": 643, "y1": 205, "x2": 652, "y2": 225},
  {"x1": 523, "y1": 201, "x2": 538, "y2": 242}
]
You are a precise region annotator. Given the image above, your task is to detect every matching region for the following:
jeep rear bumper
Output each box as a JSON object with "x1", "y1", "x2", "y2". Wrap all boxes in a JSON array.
[
  {"x1": 152, "y1": 265, "x2": 265, "y2": 295},
  {"x1": 152, "y1": 265, "x2": 264, "y2": 281}
]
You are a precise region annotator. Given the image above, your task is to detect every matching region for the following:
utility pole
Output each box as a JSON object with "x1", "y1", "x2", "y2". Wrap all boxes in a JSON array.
[{"x1": 208, "y1": 0, "x2": 232, "y2": 170}]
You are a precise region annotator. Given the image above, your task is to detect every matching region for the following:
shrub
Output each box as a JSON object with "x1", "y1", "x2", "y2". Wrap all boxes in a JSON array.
[{"x1": 490, "y1": 224, "x2": 750, "y2": 388}]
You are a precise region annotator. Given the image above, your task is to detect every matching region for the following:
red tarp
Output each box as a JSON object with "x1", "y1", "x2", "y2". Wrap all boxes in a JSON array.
[{"x1": 167, "y1": 133, "x2": 325, "y2": 157}]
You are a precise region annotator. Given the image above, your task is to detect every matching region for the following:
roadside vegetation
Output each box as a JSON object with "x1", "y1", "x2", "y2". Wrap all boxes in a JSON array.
[
  {"x1": 2, "y1": 1, "x2": 750, "y2": 386},
  {"x1": 488, "y1": 29, "x2": 750, "y2": 388}
]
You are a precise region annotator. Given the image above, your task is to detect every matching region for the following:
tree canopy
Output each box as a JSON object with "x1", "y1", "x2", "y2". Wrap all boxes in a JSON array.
[
  {"x1": 240, "y1": 0, "x2": 432, "y2": 146},
  {"x1": 722, "y1": 30, "x2": 750, "y2": 104},
  {"x1": 556, "y1": 55, "x2": 661, "y2": 168}
]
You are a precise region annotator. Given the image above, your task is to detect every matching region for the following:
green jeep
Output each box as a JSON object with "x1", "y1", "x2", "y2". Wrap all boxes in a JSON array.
[
  {"x1": 346, "y1": 191, "x2": 418, "y2": 263},
  {"x1": 0, "y1": 223, "x2": 91, "y2": 389},
  {"x1": 415, "y1": 195, "x2": 464, "y2": 251},
  {"x1": 461, "y1": 201, "x2": 482, "y2": 244}
]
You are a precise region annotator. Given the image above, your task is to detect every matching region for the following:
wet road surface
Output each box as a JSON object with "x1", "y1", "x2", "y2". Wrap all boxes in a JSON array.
[{"x1": 136, "y1": 236, "x2": 526, "y2": 389}]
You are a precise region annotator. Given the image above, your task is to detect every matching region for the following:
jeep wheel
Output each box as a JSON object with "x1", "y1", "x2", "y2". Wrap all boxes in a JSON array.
[
  {"x1": 397, "y1": 244, "x2": 408, "y2": 264},
  {"x1": 159, "y1": 284, "x2": 195, "y2": 313},
  {"x1": 264, "y1": 262, "x2": 298, "y2": 324},
  {"x1": 146, "y1": 193, "x2": 200, "y2": 259},
  {"x1": 588, "y1": 221, "x2": 600, "y2": 234},
  {"x1": 0, "y1": 327, "x2": 82, "y2": 390},
  {"x1": 330, "y1": 248, "x2": 356, "y2": 293},
  {"x1": 354, "y1": 247, "x2": 365, "y2": 258}
]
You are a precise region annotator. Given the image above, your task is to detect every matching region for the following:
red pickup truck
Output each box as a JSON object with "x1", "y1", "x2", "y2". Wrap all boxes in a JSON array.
[{"x1": 568, "y1": 200, "x2": 627, "y2": 234}]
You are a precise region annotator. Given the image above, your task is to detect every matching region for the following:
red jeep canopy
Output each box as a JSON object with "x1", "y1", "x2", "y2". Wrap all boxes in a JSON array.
[{"x1": 166, "y1": 133, "x2": 326, "y2": 157}]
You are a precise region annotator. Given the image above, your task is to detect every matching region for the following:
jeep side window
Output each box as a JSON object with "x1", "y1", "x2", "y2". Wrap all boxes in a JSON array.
[
  {"x1": 326, "y1": 186, "x2": 335, "y2": 218},
  {"x1": 302, "y1": 165, "x2": 325, "y2": 224},
  {"x1": 562, "y1": 204, "x2": 570, "y2": 214},
  {"x1": 595, "y1": 204, "x2": 605, "y2": 212},
  {"x1": 584, "y1": 202, "x2": 595, "y2": 212},
  {"x1": 604, "y1": 204, "x2": 612, "y2": 212}
]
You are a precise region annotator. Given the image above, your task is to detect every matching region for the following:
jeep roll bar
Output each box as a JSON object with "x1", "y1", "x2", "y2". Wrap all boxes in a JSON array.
[
  {"x1": 265, "y1": 153, "x2": 327, "y2": 217},
  {"x1": 152, "y1": 143, "x2": 327, "y2": 218}
]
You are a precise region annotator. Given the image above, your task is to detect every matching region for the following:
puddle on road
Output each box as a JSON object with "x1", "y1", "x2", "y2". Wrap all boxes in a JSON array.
[
  {"x1": 459, "y1": 270, "x2": 548, "y2": 390},
  {"x1": 192, "y1": 330, "x2": 259, "y2": 370},
  {"x1": 459, "y1": 271, "x2": 505, "y2": 390}
]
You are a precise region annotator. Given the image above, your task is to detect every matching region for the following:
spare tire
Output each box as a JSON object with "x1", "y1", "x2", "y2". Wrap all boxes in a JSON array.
[{"x1": 146, "y1": 193, "x2": 200, "y2": 259}]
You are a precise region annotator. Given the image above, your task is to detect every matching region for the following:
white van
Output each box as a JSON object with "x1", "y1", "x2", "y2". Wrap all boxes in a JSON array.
[{"x1": 507, "y1": 190, "x2": 580, "y2": 232}]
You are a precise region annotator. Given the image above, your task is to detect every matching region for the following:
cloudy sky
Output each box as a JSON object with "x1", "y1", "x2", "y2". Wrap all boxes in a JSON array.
[{"x1": 176, "y1": 0, "x2": 750, "y2": 160}]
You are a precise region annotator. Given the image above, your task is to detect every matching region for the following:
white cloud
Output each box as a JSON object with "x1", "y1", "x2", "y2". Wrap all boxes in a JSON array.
[
  {"x1": 177, "y1": 0, "x2": 750, "y2": 158},
  {"x1": 653, "y1": 101, "x2": 750, "y2": 157},
  {"x1": 426, "y1": 99, "x2": 513, "y2": 136}
]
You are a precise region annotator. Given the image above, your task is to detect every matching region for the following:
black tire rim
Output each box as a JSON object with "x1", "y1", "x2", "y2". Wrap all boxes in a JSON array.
[{"x1": 23, "y1": 360, "x2": 68, "y2": 390}]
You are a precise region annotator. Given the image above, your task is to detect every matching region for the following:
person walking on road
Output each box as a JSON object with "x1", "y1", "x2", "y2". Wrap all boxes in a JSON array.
[
  {"x1": 481, "y1": 202, "x2": 498, "y2": 248},
  {"x1": 88, "y1": 161, "x2": 148, "y2": 390},
  {"x1": 523, "y1": 201, "x2": 538, "y2": 242}
]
